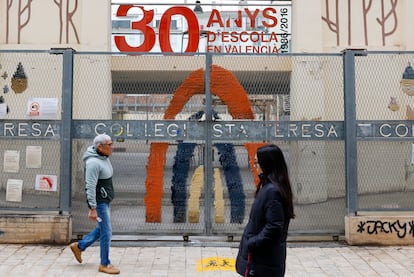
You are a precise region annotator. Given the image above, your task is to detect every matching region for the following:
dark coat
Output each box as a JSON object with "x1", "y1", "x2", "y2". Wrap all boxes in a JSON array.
[{"x1": 236, "y1": 182, "x2": 290, "y2": 277}]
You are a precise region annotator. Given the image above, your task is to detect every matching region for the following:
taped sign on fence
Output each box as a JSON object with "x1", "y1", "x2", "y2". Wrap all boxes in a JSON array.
[
  {"x1": 35, "y1": 174, "x2": 57, "y2": 192},
  {"x1": 27, "y1": 98, "x2": 58, "y2": 120}
]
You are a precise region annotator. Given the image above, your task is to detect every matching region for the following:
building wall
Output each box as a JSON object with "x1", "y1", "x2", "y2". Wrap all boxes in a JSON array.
[
  {"x1": 2, "y1": 1, "x2": 413, "y2": 52},
  {"x1": 292, "y1": 0, "x2": 414, "y2": 52},
  {"x1": 0, "y1": 0, "x2": 111, "y2": 50}
]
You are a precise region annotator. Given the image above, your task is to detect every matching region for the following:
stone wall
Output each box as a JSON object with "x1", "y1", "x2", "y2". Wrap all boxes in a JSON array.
[
  {"x1": 0, "y1": 215, "x2": 71, "y2": 244},
  {"x1": 345, "y1": 214, "x2": 414, "y2": 245}
]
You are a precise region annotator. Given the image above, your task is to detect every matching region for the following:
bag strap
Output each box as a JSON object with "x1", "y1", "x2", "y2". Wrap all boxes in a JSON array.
[{"x1": 244, "y1": 252, "x2": 252, "y2": 277}]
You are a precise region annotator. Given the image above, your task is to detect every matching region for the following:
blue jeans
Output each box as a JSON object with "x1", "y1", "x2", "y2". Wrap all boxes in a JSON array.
[{"x1": 78, "y1": 202, "x2": 112, "y2": 266}]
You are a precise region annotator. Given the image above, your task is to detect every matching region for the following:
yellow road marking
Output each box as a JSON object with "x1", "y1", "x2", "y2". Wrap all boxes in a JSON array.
[{"x1": 196, "y1": 256, "x2": 236, "y2": 272}]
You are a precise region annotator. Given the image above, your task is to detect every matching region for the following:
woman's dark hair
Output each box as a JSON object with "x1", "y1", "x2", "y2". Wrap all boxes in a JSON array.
[{"x1": 256, "y1": 144, "x2": 295, "y2": 219}]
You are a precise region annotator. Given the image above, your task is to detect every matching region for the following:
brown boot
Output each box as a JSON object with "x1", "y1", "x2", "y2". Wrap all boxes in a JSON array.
[
  {"x1": 69, "y1": 242, "x2": 82, "y2": 263},
  {"x1": 98, "y1": 264, "x2": 120, "y2": 275}
]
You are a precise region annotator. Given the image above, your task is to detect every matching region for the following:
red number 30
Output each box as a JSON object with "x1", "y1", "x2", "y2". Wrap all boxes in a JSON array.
[{"x1": 115, "y1": 5, "x2": 200, "y2": 53}]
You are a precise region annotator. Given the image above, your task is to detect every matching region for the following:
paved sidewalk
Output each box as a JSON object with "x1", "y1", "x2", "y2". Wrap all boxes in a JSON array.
[{"x1": 0, "y1": 242, "x2": 414, "y2": 276}]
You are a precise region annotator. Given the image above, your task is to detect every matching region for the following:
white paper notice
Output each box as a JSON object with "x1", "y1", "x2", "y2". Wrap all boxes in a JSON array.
[
  {"x1": 35, "y1": 174, "x2": 58, "y2": 192},
  {"x1": 411, "y1": 143, "x2": 414, "y2": 165},
  {"x1": 0, "y1": 103, "x2": 7, "y2": 119},
  {"x1": 26, "y1": 146, "x2": 42, "y2": 168},
  {"x1": 6, "y1": 179, "x2": 23, "y2": 202},
  {"x1": 27, "y1": 98, "x2": 59, "y2": 119},
  {"x1": 3, "y1": 150, "x2": 20, "y2": 173}
]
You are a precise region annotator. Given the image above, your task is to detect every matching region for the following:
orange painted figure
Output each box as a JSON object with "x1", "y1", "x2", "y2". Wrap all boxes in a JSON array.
[{"x1": 144, "y1": 65, "x2": 260, "y2": 223}]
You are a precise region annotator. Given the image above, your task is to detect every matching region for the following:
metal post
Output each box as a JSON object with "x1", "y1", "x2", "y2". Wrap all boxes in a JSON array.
[
  {"x1": 342, "y1": 49, "x2": 365, "y2": 215},
  {"x1": 204, "y1": 53, "x2": 213, "y2": 234},
  {"x1": 51, "y1": 48, "x2": 75, "y2": 214}
]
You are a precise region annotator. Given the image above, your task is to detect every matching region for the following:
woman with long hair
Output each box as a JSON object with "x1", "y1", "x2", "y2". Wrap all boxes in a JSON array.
[{"x1": 236, "y1": 144, "x2": 295, "y2": 277}]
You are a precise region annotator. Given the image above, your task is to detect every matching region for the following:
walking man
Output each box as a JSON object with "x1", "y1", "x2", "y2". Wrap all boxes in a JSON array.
[{"x1": 70, "y1": 134, "x2": 120, "y2": 274}]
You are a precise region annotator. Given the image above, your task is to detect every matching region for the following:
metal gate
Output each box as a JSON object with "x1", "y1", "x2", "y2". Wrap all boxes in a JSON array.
[{"x1": 70, "y1": 51, "x2": 346, "y2": 238}]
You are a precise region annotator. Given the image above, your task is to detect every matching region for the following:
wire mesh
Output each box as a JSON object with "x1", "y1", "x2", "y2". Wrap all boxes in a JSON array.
[
  {"x1": 8, "y1": 50, "x2": 412, "y2": 237},
  {"x1": 49, "y1": 51, "x2": 348, "y2": 236},
  {"x1": 210, "y1": 54, "x2": 345, "y2": 234},
  {"x1": 72, "y1": 54, "x2": 210, "y2": 234},
  {"x1": 355, "y1": 53, "x2": 414, "y2": 211},
  {"x1": 0, "y1": 51, "x2": 62, "y2": 210}
]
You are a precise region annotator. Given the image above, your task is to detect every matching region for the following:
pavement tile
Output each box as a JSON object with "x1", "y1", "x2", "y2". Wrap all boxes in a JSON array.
[{"x1": 1, "y1": 243, "x2": 414, "y2": 276}]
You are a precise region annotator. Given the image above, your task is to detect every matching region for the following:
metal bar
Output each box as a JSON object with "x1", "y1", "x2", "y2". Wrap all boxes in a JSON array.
[
  {"x1": 204, "y1": 54, "x2": 213, "y2": 235},
  {"x1": 57, "y1": 48, "x2": 75, "y2": 214},
  {"x1": 0, "y1": 208, "x2": 61, "y2": 213},
  {"x1": 111, "y1": 2, "x2": 291, "y2": 7},
  {"x1": 0, "y1": 49, "x2": 49, "y2": 53},
  {"x1": 342, "y1": 49, "x2": 360, "y2": 215},
  {"x1": 73, "y1": 51, "x2": 341, "y2": 57}
]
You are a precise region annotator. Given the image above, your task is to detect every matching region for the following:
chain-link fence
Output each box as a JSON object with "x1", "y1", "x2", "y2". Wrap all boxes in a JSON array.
[
  {"x1": 1, "y1": 49, "x2": 413, "y2": 238},
  {"x1": 355, "y1": 53, "x2": 414, "y2": 211},
  {"x1": 0, "y1": 50, "x2": 62, "y2": 211}
]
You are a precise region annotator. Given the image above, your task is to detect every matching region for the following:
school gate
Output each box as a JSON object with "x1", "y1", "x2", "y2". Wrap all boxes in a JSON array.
[{"x1": 1, "y1": 49, "x2": 414, "y2": 243}]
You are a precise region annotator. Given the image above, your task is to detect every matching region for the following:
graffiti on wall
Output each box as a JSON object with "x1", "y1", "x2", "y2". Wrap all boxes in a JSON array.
[
  {"x1": 53, "y1": 0, "x2": 80, "y2": 43},
  {"x1": 5, "y1": 0, "x2": 33, "y2": 44},
  {"x1": 5, "y1": 0, "x2": 79, "y2": 44},
  {"x1": 357, "y1": 219, "x2": 414, "y2": 239},
  {"x1": 322, "y1": 0, "x2": 398, "y2": 46}
]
